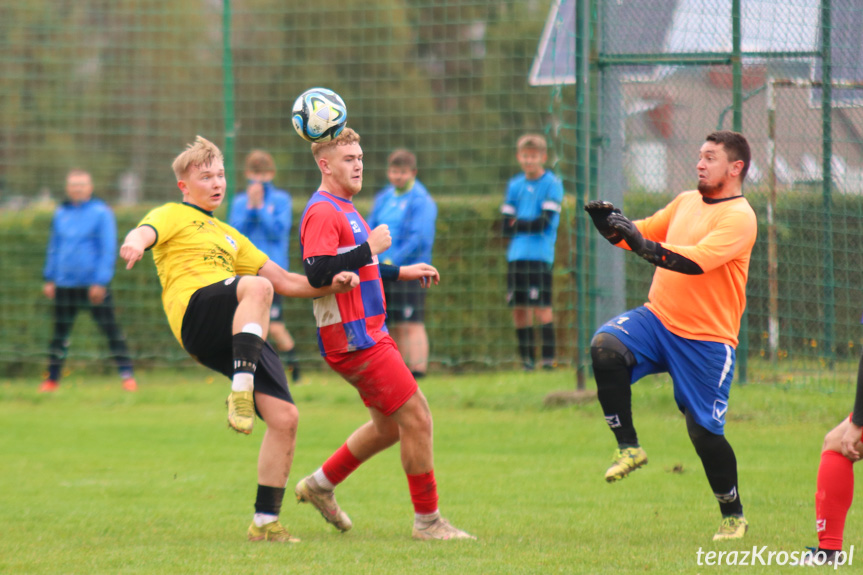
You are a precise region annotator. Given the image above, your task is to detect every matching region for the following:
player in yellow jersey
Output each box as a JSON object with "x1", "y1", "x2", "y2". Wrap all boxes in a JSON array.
[
  {"x1": 585, "y1": 131, "x2": 757, "y2": 541},
  {"x1": 120, "y1": 136, "x2": 358, "y2": 543}
]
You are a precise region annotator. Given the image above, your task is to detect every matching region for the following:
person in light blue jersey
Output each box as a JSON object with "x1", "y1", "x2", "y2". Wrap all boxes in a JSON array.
[
  {"x1": 500, "y1": 134, "x2": 564, "y2": 371},
  {"x1": 40, "y1": 169, "x2": 136, "y2": 393},
  {"x1": 368, "y1": 149, "x2": 437, "y2": 377},
  {"x1": 230, "y1": 150, "x2": 300, "y2": 381}
]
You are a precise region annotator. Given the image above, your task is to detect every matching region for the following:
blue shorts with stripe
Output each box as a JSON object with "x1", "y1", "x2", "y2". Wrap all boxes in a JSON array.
[{"x1": 595, "y1": 306, "x2": 735, "y2": 435}]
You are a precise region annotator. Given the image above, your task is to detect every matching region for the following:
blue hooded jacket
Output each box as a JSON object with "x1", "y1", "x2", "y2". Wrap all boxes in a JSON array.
[
  {"x1": 43, "y1": 198, "x2": 117, "y2": 287},
  {"x1": 229, "y1": 182, "x2": 292, "y2": 270},
  {"x1": 367, "y1": 179, "x2": 437, "y2": 266}
]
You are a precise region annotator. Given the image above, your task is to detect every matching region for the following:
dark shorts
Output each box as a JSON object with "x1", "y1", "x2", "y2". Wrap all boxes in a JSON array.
[
  {"x1": 383, "y1": 279, "x2": 426, "y2": 323},
  {"x1": 507, "y1": 260, "x2": 553, "y2": 307},
  {"x1": 324, "y1": 335, "x2": 418, "y2": 416},
  {"x1": 181, "y1": 277, "x2": 293, "y2": 410},
  {"x1": 270, "y1": 294, "x2": 284, "y2": 322}
]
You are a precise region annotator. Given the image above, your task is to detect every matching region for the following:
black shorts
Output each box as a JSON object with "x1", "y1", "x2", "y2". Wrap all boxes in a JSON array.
[
  {"x1": 181, "y1": 277, "x2": 293, "y2": 409},
  {"x1": 270, "y1": 294, "x2": 284, "y2": 321},
  {"x1": 507, "y1": 260, "x2": 553, "y2": 307},
  {"x1": 383, "y1": 279, "x2": 426, "y2": 323}
]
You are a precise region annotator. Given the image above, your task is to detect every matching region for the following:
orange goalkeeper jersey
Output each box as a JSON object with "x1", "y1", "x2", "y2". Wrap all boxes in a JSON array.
[{"x1": 629, "y1": 190, "x2": 757, "y2": 347}]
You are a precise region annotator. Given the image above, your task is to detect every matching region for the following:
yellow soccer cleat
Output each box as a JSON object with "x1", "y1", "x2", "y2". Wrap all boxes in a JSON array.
[
  {"x1": 295, "y1": 476, "x2": 352, "y2": 532},
  {"x1": 226, "y1": 391, "x2": 255, "y2": 434},
  {"x1": 605, "y1": 447, "x2": 648, "y2": 483},
  {"x1": 247, "y1": 520, "x2": 300, "y2": 543},
  {"x1": 713, "y1": 515, "x2": 748, "y2": 541}
]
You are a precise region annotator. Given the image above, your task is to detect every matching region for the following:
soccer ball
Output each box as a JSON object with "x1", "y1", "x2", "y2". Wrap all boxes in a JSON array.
[{"x1": 291, "y1": 87, "x2": 348, "y2": 142}]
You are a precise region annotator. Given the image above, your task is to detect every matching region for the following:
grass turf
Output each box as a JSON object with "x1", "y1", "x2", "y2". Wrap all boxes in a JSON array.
[{"x1": 0, "y1": 368, "x2": 859, "y2": 574}]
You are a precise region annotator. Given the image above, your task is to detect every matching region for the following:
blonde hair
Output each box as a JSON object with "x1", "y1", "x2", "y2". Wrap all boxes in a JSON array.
[
  {"x1": 516, "y1": 133, "x2": 547, "y2": 153},
  {"x1": 311, "y1": 127, "x2": 360, "y2": 160},
  {"x1": 172, "y1": 136, "x2": 224, "y2": 181},
  {"x1": 244, "y1": 149, "x2": 276, "y2": 175}
]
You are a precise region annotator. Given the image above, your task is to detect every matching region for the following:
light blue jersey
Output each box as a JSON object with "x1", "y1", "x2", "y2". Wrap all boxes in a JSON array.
[
  {"x1": 501, "y1": 171, "x2": 564, "y2": 264},
  {"x1": 368, "y1": 179, "x2": 436, "y2": 266}
]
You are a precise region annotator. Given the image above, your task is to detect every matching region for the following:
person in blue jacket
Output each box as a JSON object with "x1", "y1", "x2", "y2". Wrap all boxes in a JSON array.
[
  {"x1": 500, "y1": 134, "x2": 564, "y2": 371},
  {"x1": 368, "y1": 149, "x2": 437, "y2": 377},
  {"x1": 229, "y1": 150, "x2": 300, "y2": 381},
  {"x1": 40, "y1": 169, "x2": 136, "y2": 392}
]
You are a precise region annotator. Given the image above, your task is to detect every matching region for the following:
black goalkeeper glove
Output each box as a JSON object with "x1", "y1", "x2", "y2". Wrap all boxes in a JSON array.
[
  {"x1": 584, "y1": 200, "x2": 623, "y2": 244},
  {"x1": 606, "y1": 212, "x2": 645, "y2": 253},
  {"x1": 607, "y1": 212, "x2": 704, "y2": 275}
]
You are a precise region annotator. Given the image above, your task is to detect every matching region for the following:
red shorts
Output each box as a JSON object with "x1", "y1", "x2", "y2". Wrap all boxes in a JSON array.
[{"x1": 325, "y1": 335, "x2": 418, "y2": 416}]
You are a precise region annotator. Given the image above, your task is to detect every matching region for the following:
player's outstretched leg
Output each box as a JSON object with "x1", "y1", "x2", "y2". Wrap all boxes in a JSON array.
[
  {"x1": 604, "y1": 447, "x2": 648, "y2": 482},
  {"x1": 295, "y1": 474, "x2": 353, "y2": 532}
]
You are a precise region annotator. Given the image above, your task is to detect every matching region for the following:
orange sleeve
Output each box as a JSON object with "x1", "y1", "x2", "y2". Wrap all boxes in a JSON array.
[{"x1": 657, "y1": 207, "x2": 756, "y2": 273}]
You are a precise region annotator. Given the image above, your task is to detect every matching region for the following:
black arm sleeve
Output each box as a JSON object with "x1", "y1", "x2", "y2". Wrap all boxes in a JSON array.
[
  {"x1": 852, "y1": 355, "x2": 863, "y2": 426},
  {"x1": 379, "y1": 263, "x2": 400, "y2": 281},
  {"x1": 303, "y1": 243, "x2": 373, "y2": 288},
  {"x1": 637, "y1": 241, "x2": 704, "y2": 275},
  {"x1": 509, "y1": 210, "x2": 554, "y2": 234}
]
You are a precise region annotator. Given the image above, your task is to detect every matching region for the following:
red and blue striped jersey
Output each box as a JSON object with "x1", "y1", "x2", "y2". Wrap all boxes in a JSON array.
[{"x1": 300, "y1": 190, "x2": 388, "y2": 355}]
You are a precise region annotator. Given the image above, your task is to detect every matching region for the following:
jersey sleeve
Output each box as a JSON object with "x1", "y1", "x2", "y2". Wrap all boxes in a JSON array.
[
  {"x1": 138, "y1": 204, "x2": 181, "y2": 248},
  {"x1": 225, "y1": 222, "x2": 269, "y2": 275},
  {"x1": 662, "y1": 206, "x2": 757, "y2": 273},
  {"x1": 300, "y1": 202, "x2": 342, "y2": 259},
  {"x1": 634, "y1": 196, "x2": 677, "y2": 243},
  {"x1": 541, "y1": 176, "x2": 564, "y2": 213},
  {"x1": 501, "y1": 179, "x2": 518, "y2": 216}
]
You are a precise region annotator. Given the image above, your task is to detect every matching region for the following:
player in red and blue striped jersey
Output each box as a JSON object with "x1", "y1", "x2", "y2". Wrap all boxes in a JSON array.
[{"x1": 294, "y1": 128, "x2": 475, "y2": 541}]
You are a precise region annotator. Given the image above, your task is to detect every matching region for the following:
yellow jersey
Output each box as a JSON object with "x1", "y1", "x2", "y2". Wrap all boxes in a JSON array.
[
  {"x1": 138, "y1": 202, "x2": 269, "y2": 346},
  {"x1": 633, "y1": 191, "x2": 757, "y2": 347}
]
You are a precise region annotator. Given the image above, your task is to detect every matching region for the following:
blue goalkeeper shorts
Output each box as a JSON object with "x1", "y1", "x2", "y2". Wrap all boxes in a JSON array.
[{"x1": 595, "y1": 306, "x2": 735, "y2": 435}]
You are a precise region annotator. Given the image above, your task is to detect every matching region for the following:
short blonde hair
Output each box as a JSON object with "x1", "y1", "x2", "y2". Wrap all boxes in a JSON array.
[
  {"x1": 516, "y1": 133, "x2": 547, "y2": 153},
  {"x1": 244, "y1": 149, "x2": 276, "y2": 175},
  {"x1": 311, "y1": 127, "x2": 360, "y2": 161},
  {"x1": 172, "y1": 136, "x2": 224, "y2": 181}
]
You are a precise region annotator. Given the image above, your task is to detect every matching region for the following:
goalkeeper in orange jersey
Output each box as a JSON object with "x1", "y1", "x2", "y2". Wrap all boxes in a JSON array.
[{"x1": 585, "y1": 131, "x2": 757, "y2": 541}]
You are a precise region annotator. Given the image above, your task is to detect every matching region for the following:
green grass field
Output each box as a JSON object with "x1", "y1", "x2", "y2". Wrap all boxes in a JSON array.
[{"x1": 1, "y1": 368, "x2": 860, "y2": 574}]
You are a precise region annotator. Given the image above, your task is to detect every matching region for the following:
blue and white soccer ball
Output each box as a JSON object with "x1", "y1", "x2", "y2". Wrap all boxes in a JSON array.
[{"x1": 291, "y1": 87, "x2": 348, "y2": 143}]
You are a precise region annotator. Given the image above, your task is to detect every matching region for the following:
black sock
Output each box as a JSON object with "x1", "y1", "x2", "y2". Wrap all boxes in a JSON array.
[
  {"x1": 541, "y1": 322, "x2": 555, "y2": 364},
  {"x1": 591, "y1": 346, "x2": 638, "y2": 446},
  {"x1": 411, "y1": 371, "x2": 426, "y2": 379},
  {"x1": 516, "y1": 327, "x2": 535, "y2": 368},
  {"x1": 255, "y1": 484, "x2": 286, "y2": 516},
  {"x1": 686, "y1": 411, "x2": 743, "y2": 516},
  {"x1": 233, "y1": 332, "x2": 266, "y2": 376}
]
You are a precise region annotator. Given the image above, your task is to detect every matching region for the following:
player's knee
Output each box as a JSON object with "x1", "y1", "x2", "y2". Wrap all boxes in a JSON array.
[
  {"x1": 590, "y1": 332, "x2": 635, "y2": 371},
  {"x1": 240, "y1": 276, "x2": 274, "y2": 305},
  {"x1": 685, "y1": 411, "x2": 723, "y2": 451},
  {"x1": 265, "y1": 401, "x2": 299, "y2": 435}
]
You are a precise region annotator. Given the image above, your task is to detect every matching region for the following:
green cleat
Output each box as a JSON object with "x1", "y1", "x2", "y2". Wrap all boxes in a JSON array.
[
  {"x1": 605, "y1": 447, "x2": 648, "y2": 483},
  {"x1": 295, "y1": 476, "x2": 352, "y2": 532},
  {"x1": 248, "y1": 520, "x2": 300, "y2": 543},
  {"x1": 412, "y1": 513, "x2": 476, "y2": 541},
  {"x1": 713, "y1": 515, "x2": 748, "y2": 541},
  {"x1": 227, "y1": 391, "x2": 255, "y2": 434}
]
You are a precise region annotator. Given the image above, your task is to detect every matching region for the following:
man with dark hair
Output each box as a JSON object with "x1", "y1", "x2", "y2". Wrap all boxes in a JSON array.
[
  {"x1": 368, "y1": 148, "x2": 437, "y2": 378},
  {"x1": 584, "y1": 130, "x2": 757, "y2": 541}
]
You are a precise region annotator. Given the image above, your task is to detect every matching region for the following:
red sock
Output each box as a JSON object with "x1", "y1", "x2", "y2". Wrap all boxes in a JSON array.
[
  {"x1": 321, "y1": 443, "x2": 362, "y2": 486},
  {"x1": 815, "y1": 450, "x2": 854, "y2": 551},
  {"x1": 407, "y1": 470, "x2": 439, "y2": 515}
]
